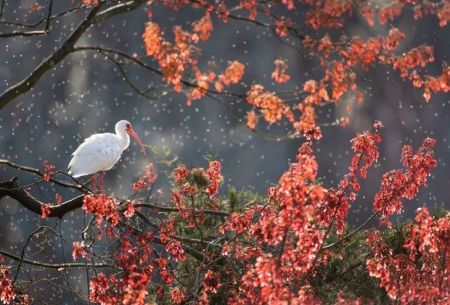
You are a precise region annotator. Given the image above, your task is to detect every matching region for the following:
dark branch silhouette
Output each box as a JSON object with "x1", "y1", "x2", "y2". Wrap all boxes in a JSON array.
[
  {"x1": 0, "y1": 177, "x2": 85, "y2": 218},
  {"x1": 0, "y1": 0, "x2": 147, "y2": 110}
]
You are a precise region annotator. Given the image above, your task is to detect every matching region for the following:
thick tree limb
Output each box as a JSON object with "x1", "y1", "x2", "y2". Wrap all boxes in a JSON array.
[
  {"x1": 0, "y1": 0, "x2": 146, "y2": 110},
  {"x1": 0, "y1": 177, "x2": 84, "y2": 218}
]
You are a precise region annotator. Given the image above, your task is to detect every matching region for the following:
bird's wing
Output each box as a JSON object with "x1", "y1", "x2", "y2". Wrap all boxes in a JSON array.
[
  {"x1": 68, "y1": 133, "x2": 119, "y2": 177},
  {"x1": 70, "y1": 133, "x2": 105, "y2": 157}
]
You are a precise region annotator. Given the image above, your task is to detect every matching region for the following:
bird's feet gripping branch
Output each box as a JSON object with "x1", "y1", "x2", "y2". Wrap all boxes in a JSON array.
[{"x1": 68, "y1": 120, "x2": 147, "y2": 194}]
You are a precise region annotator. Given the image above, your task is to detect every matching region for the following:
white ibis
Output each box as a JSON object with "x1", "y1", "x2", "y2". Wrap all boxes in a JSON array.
[{"x1": 68, "y1": 120, "x2": 146, "y2": 193}]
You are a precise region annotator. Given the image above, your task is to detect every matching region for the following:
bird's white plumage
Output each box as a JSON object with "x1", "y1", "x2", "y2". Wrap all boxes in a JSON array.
[{"x1": 68, "y1": 121, "x2": 131, "y2": 178}]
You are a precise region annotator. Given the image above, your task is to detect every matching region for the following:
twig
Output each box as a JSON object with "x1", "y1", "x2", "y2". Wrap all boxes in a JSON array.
[
  {"x1": 323, "y1": 212, "x2": 378, "y2": 250},
  {"x1": 0, "y1": 159, "x2": 84, "y2": 190},
  {"x1": 0, "y1": 0, "x2": 148, "y2": 110},
  {"x1": 133, "y1": 202, "x2": 229, "y2": 217},
  {"x1": 0, "y1": 250, "x2": 111, "y2": 269},
  {"x1": 13, "y1": 226, "x2": 61, "y2": 284}
]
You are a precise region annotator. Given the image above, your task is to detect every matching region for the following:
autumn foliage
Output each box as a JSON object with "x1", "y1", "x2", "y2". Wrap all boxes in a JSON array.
[{"x1": 1, "y1": 0, "x2": 450, "y2": 304}]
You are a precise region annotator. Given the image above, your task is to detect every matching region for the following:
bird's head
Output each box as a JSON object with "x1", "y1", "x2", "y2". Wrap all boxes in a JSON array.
[{"x1": 116, "y1": 120, "x2": 147, "y2": 157}]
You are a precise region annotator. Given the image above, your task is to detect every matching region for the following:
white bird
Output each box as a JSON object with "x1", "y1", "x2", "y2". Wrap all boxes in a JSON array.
[{"x1": 68, "y1": 120, "x2": 146, "y2": 193}]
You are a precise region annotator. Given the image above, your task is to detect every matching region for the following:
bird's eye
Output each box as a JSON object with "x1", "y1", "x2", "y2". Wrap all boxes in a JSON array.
[{"x1": 126, "y1": 123, "x2": 131, "y2": 130}]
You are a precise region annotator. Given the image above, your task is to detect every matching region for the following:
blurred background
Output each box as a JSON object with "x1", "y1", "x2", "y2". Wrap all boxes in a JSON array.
[{"x1": 0, "y1": 1, "x2": 449, "y2": 304}]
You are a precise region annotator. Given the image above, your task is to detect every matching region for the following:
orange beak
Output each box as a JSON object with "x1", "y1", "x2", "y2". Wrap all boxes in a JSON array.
[{"x1": 127, "y1": 126, "x2": 147, "y2": 158}]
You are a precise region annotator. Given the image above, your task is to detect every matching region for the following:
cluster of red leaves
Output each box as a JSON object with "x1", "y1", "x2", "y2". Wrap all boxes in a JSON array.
[
  {"x1": 142, "y1": 20, "x2": 202, "y2": 92},
  {"x1": 206, "y1": 160, "x2": 222, "y2": 198},
  {"x1": 194, "y1": 270, "x2": 222, "y2": 303},
  {"x1": 214, "y1": 61, "x2": 245, "y2": 92},
  {"x1": 173, "y1": 164, "x2": 190, "y2": 184},
  {"x1": 290, "y1": 24, "x2": 447, "y2": 140},
  {"x1": 303, "y1": 0, "x2": 353, "y2": 29},
  {"x1": 40, "y1": 194, "x2": 62, "y2": 219},
  {"x1": 71, "y1": 130, "x2": 437, "y2": 304},
  {"x1": 220, "y1": 142, "x2": 327, "y2": 303},
  {"x1": 350, "y1": 121, "x2": 382, "y2": 179},
  {"x1": 82, "y1": 0, "x2": 99, "y2": 6},
  {"x1": 42, "y1": 160, "x2": 55, "y2": 181},
  {"x1": 301, "y1": 0, "x2": 450, "y2": 30},
  {"x1": 386, "y1": 45, "x2": 435, "y2": 78},
  {"x1": 367, "y1": 207, "x2": 450, "y2": 303},
  {"x1": 323, "y1": 122, "x2": 383, "y2": 234},
  {"x1": 275, "y1": 17, "x2": 293, "y2": 37},
  {"x1": 373, "y1": 137, "x2": 438, "y2": 226},
  {"x1": 89, "y1": 230, "x2": 154, "y2": 305},
  {"x1": 133, "y1": 162, "x2": 158, "y2": 191},
  {"x1": 271, "y1": 59, "x2": 290, "y2": 83},
  {"x1": 219, "y1": 124, "x2": 391, "y2": 304},
  {"x1": 410, "y1": 65, "x2": 450, "y2": 102},
  {"x1": 188, "y1": 60, "x2": 245, "y2": 105},
  {"x1": 138, "y1": 0, "x2": 449, "y2": 139},
  {"x1": 304, "y1": 23, "x2": 447, "y2": 108},
  {"x1": 170, "y1": 161, "x2": 222, "y2": 226},
  {"x1": 303, "y1": 29, "x2": 402, "y2": 100},
  {"x1": 72, "y1": 241, "x2": 88, "y2": 260},
  {"x1": 142, "y1": 13, "x2": 245, "y2": 105},
  {"x1": 0, "y1": 267, "x2": 15, "y2": 304},
  {"x1": 173, "y1": 161, "x2": 222, "y2": 194},
  {"x1": 82, "y1": 194, "x2": 120, "y2": 226},
  {"x1": 246, "y1": 110, "x2": 258, "y2": 130},
  {"x1": 246, "y1": 84, "x2": 294, "y2": 128},
  {"x1": 165, "y1": 240, "x2": 185, "y2": 262},
  {"x1": 170, "y1": 287, "x2": 187, "y2": 304},
  {"x1": 40, "y1": 204, "x2": 51, "y2": 219}
]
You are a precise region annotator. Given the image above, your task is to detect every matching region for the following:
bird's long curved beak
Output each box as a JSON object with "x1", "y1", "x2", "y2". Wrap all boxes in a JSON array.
[{"x1": 127, "y1": 127, "x2": 147, "y2": 157}]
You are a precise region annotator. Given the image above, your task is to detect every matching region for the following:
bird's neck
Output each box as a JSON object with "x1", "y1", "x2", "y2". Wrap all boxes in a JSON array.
[{"x1": 117, "y1": 132, "x2": 130, "y2": 151}]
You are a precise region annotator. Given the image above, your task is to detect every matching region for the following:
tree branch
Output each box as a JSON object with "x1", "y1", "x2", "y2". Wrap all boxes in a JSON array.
[
  {"x1": 0, "y1": 5, "x2": 101, "y2": 109},
  {"x1": 323, "y1": 212, "x2": 378, "y2": 250},
  {"x1": 0, "y1": 250, "x2": 111, "y2": 269},
  {"x1": 0, "y1": 0, "x2": 54, "y2": 37},
  {"x1": 0, "y1": 159, "x2": 84, "y2": 190},
  {"x1": 0, "y1": 0, "x2": 147, "y2": 110},
  {"x1": 0, "y1": 177, "x2": 84, "y2": 218},
  {"x1": 0, "y1": 4, "x2": 82, "y2": 28},
  {"x1": 133, "y1": 202, "x2": 229, "y2": 217}
]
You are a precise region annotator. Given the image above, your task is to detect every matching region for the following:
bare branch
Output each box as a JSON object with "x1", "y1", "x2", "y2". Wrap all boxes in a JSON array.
[
  {"x1": 0, "y1": 159, "x2": 84, "y2": 190},
  {"x1": 0, "y1": 0, "x2": 4, "y2": 19},
  {"x1": 0, "y1": 5, "x2": 101, "y2": 109},
  {"x1": 0, "y1": 0, "x2": 52, "y2": 38},
  {"x1": 0, "y1": 30, "x2": 49, "y2": 38},
  {"x1": 93, "y1": 0, "x2": 145, "y2": 24},
  {"x1": 0, "y1": 4, "x2": 82, "y2": 28},
  {"x1": 13, "y1": 226, "x2": 60, "y2": 284},
  {"x1": 44, "y1": 0, "x2": 53, "y2": 31},
  {"x1": 0, "y1": 0, "x2": 147, "y2": 110},
  {"x1": 0, "y1": 250, "x2": 111, "y2": 269}
]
